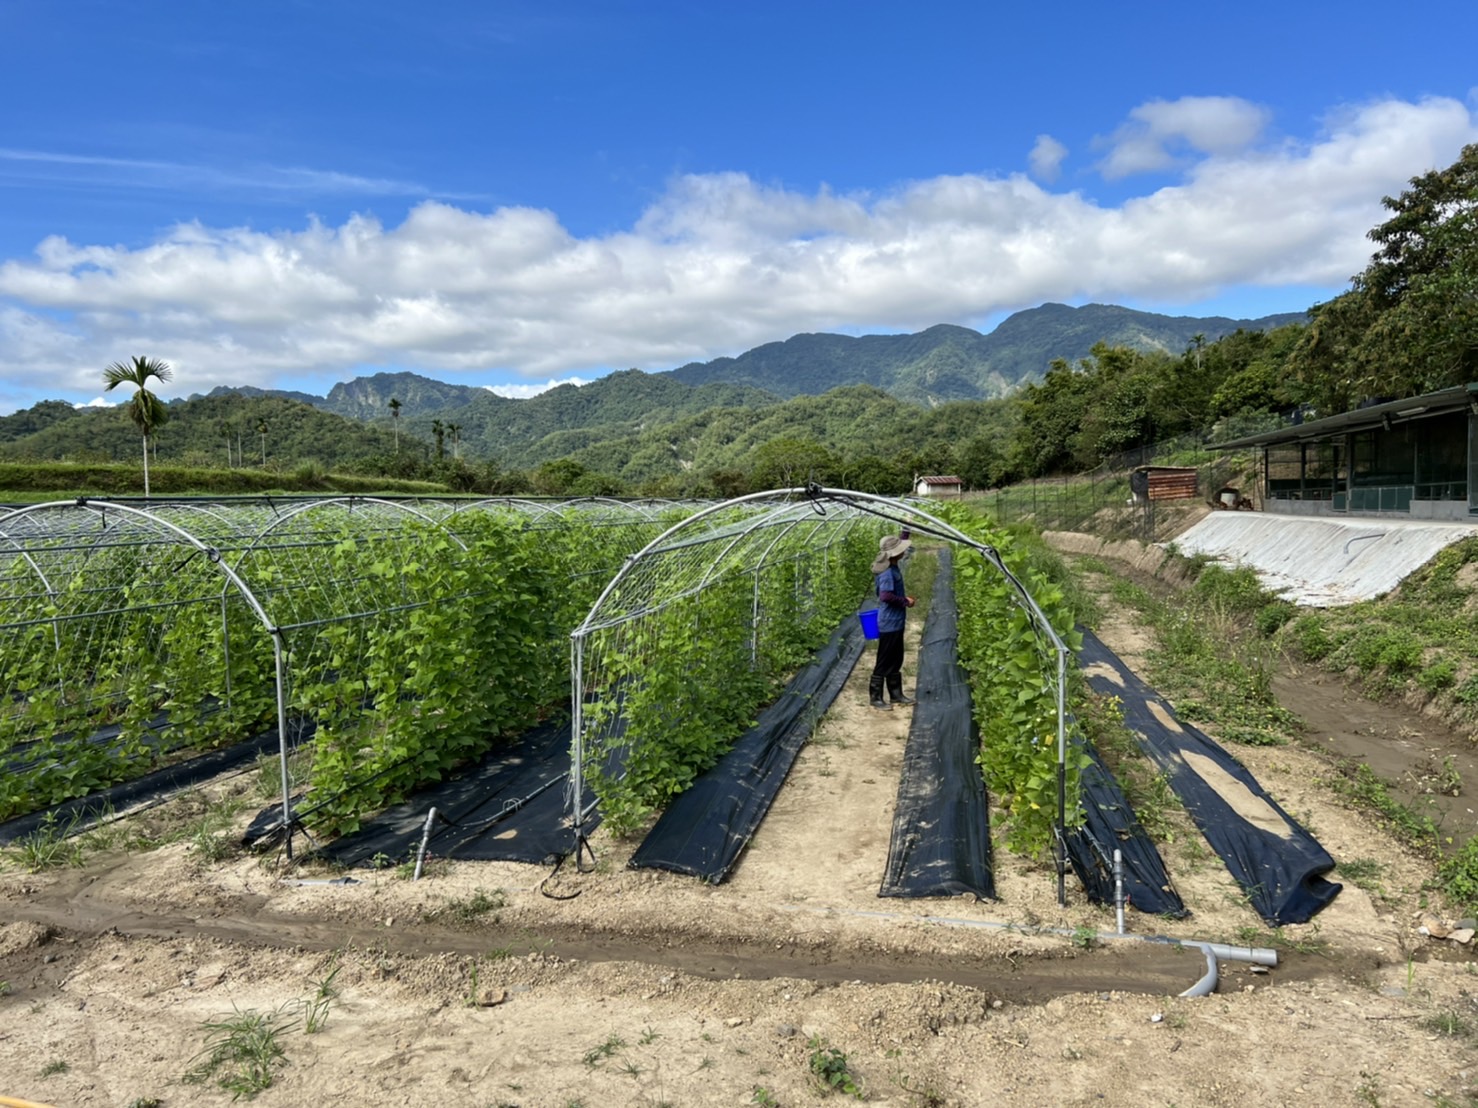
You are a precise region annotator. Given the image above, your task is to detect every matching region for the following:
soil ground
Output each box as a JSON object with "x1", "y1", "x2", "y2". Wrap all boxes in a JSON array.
[{"x1": 4, "y1": 543, "x2": 1478, "y2": 1108}]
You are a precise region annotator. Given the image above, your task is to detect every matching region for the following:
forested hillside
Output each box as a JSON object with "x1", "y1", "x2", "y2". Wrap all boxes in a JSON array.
[
  {"x1": 666, "y1": 305, "x2": 1304, "y2": 403},
  {"x1": 1, "y1": 393, "x2": 399, "y2": 470}
]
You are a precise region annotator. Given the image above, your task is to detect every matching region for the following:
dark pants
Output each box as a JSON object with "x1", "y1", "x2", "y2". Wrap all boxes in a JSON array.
[{"x1": 871, "y1": 629, "x2": 904, "y2": 680}]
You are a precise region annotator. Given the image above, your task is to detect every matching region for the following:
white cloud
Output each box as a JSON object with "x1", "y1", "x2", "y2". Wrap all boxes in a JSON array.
[
  {"x1": 74, "y1": 396, "x2": 117, "y2": 408},
  {"x1": 486, "y1": 377, "x2": 590, "y2": 399},
  {"x1": 1098, "y1": 96, "x2": 1273, "y2": 179},
  {"x1": 1028, "y1": 135, "x2": 1068, "y2": 183},
  {"x1": 0, "y1": 95, "x2": 1474, "y2": 401}
]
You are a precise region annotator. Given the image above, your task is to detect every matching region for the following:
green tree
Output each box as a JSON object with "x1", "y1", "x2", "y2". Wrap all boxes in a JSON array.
[
  {"x1": 216, "y1": 419, "x2": 232, "y2": 467},
  {"x1": 256, "y1": 418, "x2": 268, "y2": 464},
  {"x1": 102, "y1": 355, "x2": 173, "y2": 496},
  {"x1": 956, "y1": 434, "x2": 1009, "y2": 490},
  {"x1": 705, "y1": 467, "x2": 751, "y2": 499},
  {"x1": 431, "y1": 419, "x2": 446, "y2": 460},
  {"x1": 1070, "y1": 347, "x2": 1155, "y2": 466},
  {"x1": 1291, "y1": 143, "x2": 1478, "y2": 408},
  {"x1": 447, "y1": 422, "x2": 462, "y2": 460},
  {"x1": 1009, "y1": 355, "x2": 1095, "y2": 476},
  {"x1": 532, "y1": 457, "x2": 588, "y2": 495},
  {"x1": 748, "y1": 436, "x2": 837, "y2": 490},
  {"x1": 388, "y1": 397, "x2": 402, "y2": 452}
]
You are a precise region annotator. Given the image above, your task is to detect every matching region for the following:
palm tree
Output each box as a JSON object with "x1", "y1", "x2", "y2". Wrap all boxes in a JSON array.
[
  {"x1": 431, "y1": 419, "x2": 446, "y2": 460},
  {"x1": 256, "y1": 418, "x2": 268, "y2": 465},
  {"x1": 447, "y1": 422, "x2": 462, "y2": 460},
  {"x1": 102, "y1": 356, "x2": 173, "y2": 497},
  {"x1": 1189, "y1": 332, "x2": 1206, "y2": 371},
  {"x1": 388, "y1": 397, "x2": 402, "y2": 453}
]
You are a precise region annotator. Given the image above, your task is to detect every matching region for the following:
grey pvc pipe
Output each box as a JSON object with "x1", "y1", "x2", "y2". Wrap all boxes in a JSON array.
[
  {"x1": 1113, "y1": 849, "x2": 1125, "y2": 936},
  {"x1": 777, "y1": 903, "x2": 1277, "y2": 996},
  {"x1": 413, "y1": 806, "x2": 438, "y2": 881},
  {"x1": 1179, "y1": 943, "x2": 1219, "y2": 998}
]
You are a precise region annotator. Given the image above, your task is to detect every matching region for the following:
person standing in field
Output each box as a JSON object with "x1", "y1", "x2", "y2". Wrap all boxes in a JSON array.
[{"x1": 869, "y1": 534, "x2": 916, "y2": 711}]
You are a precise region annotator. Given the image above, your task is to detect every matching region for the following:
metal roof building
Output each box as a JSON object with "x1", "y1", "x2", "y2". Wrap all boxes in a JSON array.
[{"x1": 1212, "y1": 382, "x2": 1478, "y2": 520}]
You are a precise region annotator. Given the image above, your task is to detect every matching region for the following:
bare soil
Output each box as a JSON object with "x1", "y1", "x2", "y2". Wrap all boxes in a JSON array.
[{"x1": 4, "y1": 549, "x2": 1478, "y2": 1108}]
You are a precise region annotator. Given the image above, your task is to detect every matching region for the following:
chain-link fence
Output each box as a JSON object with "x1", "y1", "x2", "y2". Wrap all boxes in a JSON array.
[{"x1": 974, "y1": 433, "x2": 1264, "y2": 542}]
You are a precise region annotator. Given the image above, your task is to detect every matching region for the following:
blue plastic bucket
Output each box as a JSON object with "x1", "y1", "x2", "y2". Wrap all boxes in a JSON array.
[{"x1": 858, "y1": 608, "x2": 880, "y2": 640}]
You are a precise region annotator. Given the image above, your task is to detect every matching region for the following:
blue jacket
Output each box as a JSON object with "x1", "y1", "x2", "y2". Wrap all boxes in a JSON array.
[{"x1": 875, "y1": 564, "x2": 907, "y2": 633}]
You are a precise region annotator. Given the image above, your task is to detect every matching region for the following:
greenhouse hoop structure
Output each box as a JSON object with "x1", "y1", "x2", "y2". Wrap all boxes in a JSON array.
[
  {"x1": 0, "y1": 495, "x2": 683, "y2": 859},
  {"x1": 568, "y1": 486, "x2": 1077, "y2": 902}
]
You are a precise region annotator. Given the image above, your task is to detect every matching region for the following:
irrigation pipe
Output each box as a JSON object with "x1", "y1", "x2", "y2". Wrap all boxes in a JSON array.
[
  {"x1": 775, "y1": 903, "x2": 1276, "y2": 998},
  {"x1": 412, "y1": 806, "x2": 438, "y2": 881},
  {"x1": 1343, "y1": 532, "x2": 1385, "y2": 555}
]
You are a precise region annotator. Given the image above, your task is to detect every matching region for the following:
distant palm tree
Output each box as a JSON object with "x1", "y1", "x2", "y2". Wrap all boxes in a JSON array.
[
  {"x1": 431, "y1": 419, "x2": 446, "y2": 460},
  {"x1": 447, "y1": 422, "x2": 462, "y2": 460},
  {"x1": 102, "y1": 356, "x2": 173, "y2": 497},
  {"x1": 1189, "y1": 332, "x2": 1206, "y2": 371},
  {"x1": 256, "y1": 418, "x2": 268, "y2": 465},
  {"x1": 388, "y1": 397, "x2": 402, "y2": 453}
]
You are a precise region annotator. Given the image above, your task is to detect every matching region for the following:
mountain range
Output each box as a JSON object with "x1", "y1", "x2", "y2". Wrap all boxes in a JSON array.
[{"x1": 1, "y1": 301, "x2": 1304, "y2": 474}]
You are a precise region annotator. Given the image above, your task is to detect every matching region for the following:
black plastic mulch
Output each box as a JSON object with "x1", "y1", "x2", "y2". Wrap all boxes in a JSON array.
[
  {"x1": 628, "y1": 613, "x2": 868, "y2": 882},
  {"x1": 0, "y1": 719, "x2": 313, "y2": 845},
  {"x1": 879, "y1": 547, "x2": 995, "y2": 900},
  {"x1": 313, "y1": 716, "x2": 589, "y2": 866},
  {"x1": 1064, "y1": 742, "x2": 1187, "y2": 917},
  {"x1": 1077, "y1": 627, "x2": 1341, "y2": 925}
]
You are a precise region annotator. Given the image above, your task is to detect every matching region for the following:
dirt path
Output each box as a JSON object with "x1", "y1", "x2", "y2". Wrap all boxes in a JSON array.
[{"x1": 5, "y1": 547, "x2": 1478, "y2": 1107}]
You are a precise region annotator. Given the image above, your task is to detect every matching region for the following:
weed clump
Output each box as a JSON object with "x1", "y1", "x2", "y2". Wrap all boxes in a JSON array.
[
  {"x1": 184, "y1": 1004, "x2": 297, "y2": 1099},
  {"x1": 1290, "y1": 614, "x2": 1333, "y2": 661},
  {"x1": 1255, "y1": 600, "x2": 1297, "y2": 636},
  {"x1": 1418, "y1": 656, "x2": 1459, "y2": 694},
  {"x1": 1190, "y1": 564, "x2": 1267, "y2": 616},
  {"x1": 1438, "y1": 838, "x2": 1478, "y2": 914},
  {"x1": 808, "y1": 1037, "x2": 864, "y2": 1098}
]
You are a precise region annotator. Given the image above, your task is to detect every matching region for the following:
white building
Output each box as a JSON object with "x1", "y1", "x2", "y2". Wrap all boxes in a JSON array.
[{"x1": 914, "y1": 475, "x2": 963, "y2": 498}]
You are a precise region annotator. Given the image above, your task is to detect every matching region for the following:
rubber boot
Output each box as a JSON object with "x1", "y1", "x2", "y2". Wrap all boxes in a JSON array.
[
  {"x1": 887, "y1": 673, "x2": 916, "y2": 706},
  {"x1": 868, "y1": 675, "x2": 892, "y2": 711}
]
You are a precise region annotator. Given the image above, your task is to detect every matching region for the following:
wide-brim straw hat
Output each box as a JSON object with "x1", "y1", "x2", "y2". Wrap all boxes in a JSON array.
[{"x1": 871, "y1": 534, "x2": 911, "y2": 574}]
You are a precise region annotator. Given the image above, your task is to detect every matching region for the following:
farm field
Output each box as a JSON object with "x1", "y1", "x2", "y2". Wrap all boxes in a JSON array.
[{"x1": 4, "y1": 537, "x2": 1478, "y2": 1107}]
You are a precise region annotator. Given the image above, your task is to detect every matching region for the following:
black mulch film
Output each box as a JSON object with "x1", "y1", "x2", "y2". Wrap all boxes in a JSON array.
[
  {"x1": 1077, "y1": 627, "x2": 1341, "y2": 925},
  {"x1": 628, "y1": 612, "x2": 868, "y2": 882},
  {"x1": 879, "y1": 547, "x2": 996, "y2": 900},
  {"x1": 0, "y1": 719, "x2": 313, "y2": 846},
  {"x1": 1064, "y1": 742, "x2": 1187, "y2": 917},
  {"x1": 311, "y1": 716, "x2": 590, "y2": 867}
]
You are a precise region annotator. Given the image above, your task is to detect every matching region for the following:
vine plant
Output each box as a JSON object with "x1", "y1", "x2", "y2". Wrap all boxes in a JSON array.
[{"x1": 935, "y1": 502, "x2": 1089, "y2": 856}]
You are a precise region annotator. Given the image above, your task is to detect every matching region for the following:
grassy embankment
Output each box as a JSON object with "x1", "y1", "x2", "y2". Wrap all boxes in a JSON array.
[{"x1": 0, "y1": 460, "x2": 449, "y2": 502}]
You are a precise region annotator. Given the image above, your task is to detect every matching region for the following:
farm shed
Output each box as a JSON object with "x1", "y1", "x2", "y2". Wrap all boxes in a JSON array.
[
  {"x1": 1127, "y1": 465, "x2": 1200, "y2": 503},
  {"x1": 914, "y1": 475, "x2": 963, "y2": 498},
  {"x1": 1212, "y1": 382, "x2": 1478, "y2": 520}
]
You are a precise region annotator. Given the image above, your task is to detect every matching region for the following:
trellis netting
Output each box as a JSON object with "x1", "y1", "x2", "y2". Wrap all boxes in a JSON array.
[
  {"x1": 569, "y1": 489, "x2": 1081, "y2": 900},
  {"x1": 0, "y1": 496, "x2": 679, "y2": 854}
]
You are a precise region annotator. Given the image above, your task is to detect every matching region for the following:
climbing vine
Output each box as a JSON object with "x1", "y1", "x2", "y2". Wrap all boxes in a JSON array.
[
  {"x1": 587, "y1": 520, "x2": 875, "y2": 835},
  {"x1": 0, "y1": 501, "x2": 671, "y2": 829},
  {"x1": 935, "y1": 503, "x2": 1088, "y2": 856}
]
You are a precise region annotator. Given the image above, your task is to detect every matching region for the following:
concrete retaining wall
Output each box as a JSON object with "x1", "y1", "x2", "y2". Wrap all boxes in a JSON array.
[{"x1": 1169, "y1": 513, "x2": 1478, "y2": 606}]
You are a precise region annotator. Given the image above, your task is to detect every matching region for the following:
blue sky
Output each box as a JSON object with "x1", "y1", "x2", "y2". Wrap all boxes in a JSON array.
[{"x1": 1, "y1": 0, "x2": 1476, "y2": 413}]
